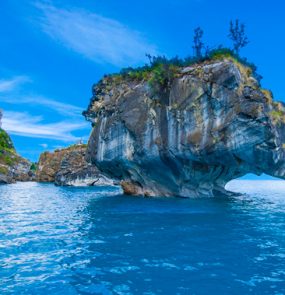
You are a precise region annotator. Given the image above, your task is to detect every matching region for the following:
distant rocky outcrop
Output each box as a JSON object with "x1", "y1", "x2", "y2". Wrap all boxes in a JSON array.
[
  {"x1": 36, "y1": 144, "x2": 114, "y2": 186},
  {"x1": 0, "y1": 111, "x2": 35, "y2": 184},
  {"x1": 36, "y1": 148, "x2": 68, "y2": 182},
  {"x1": 84, "y1": 57, "x2": 285, "y2": 197}
]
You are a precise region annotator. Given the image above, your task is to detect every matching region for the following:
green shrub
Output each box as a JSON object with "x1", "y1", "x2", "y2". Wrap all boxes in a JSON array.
[
  {"x1": 149, "y1": 63, "x2": 180, "y2": 94},
  {"x1": 30, "y1": 163, "x2": 37, "y2": 171},
  {"x1": 87, "y1": 47, "x2": 262, "y2": 100},
  {"x1": 111, "y1": 48, "x2": 261, "y2": 86},
  {"x1": 0, "y1": 129, "x2": 14, "y2": 151}
]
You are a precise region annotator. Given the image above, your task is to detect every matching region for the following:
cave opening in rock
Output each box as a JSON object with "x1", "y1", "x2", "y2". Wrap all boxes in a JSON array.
[
  {"x1": 225, "y1": 173, "x2": 283, "y2": 196},
  {"x1": 235, "y1": 173, "x2": 281, "y2": 181}
]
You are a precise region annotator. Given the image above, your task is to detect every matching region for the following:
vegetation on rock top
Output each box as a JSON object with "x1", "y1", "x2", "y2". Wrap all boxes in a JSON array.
[
  {"x1": 84, "y1": 19, "x2": 285, "y2": 131},
  {"x1": 85, "y1": 19, "x2": 262, "y2": 106},
  {"x1": 54, "y1": 143, "x2": 87, "y2": 153},
  {"x1": 0, "y1": 128, "x2": 15, "y2": 152},
  {"x1": 0, "y1": 128, "x2": 19, "y2": 168}
]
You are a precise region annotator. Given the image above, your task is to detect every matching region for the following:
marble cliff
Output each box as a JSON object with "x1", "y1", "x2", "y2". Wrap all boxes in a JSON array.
[{"x1": 83, "y1": 57, "x2": 285, "y2": 197}]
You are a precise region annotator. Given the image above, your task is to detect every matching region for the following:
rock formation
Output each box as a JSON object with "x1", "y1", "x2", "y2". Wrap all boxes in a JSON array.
[
  {"x1": 0, "y1": 111, "x2": 34, "y2": 184},
  {"x1": 36, "y1": 144, "x2": 114, "y2": 186},
  {"x1": 36, "y1": 148, "x2": 68, "y2": 182},
  {"x1": 84, "y1": 57, "x2": 285, "y2": 197}
]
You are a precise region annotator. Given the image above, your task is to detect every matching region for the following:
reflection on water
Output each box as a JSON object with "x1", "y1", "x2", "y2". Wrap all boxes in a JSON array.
[{"x1": 0, "y1": 181, "x2": 285, "y2": 294}]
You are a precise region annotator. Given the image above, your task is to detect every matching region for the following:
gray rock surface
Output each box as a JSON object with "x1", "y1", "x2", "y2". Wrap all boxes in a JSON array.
[
  {"x1": 84, "y1": 58, "x2": 285, "y2": 197},
  {"x1": 54, "y1": 145, "x2": 114, "y2": 186},
  {"x1": 36, "y1": 144, "x2": 114, "y2": 186}
]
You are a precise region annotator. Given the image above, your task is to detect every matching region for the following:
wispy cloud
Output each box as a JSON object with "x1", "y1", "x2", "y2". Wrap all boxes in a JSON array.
[
  {"x1": 0, "y1": 76, "x2": 31, "y2": 93},
  {"x1": 0, "y1": 75, "x2": 83, "y2": 117},
  {"x1": 0, "y1": 94, "x2": 83, "y2": 117},
  {"x1": 2, "y1": 111, "x2": 88, "y2": 141},
  {"x1": 27, "y1": 95, "x2": 83, "y2": 116},
  {"x1": 34, "y1": 3, "x2": 157, "y2": 66},
  {"x1": 0, "y1": 73, "x2": 89, "y2": 142}
]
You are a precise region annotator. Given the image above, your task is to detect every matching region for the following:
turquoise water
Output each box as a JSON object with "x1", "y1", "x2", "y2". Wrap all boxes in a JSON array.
[{"x1": 0, "y1": 181, "x2": 285, "y2": 294}]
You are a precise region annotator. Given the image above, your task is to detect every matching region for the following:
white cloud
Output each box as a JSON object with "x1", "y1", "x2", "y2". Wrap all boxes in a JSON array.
[
  {"x1": 0, "y1": 94, "x2": 83, "y2": 117},
  {"x1": 2, "y1": 111, "x2": 89, "y2": 141},
  {"x1": 0, "y1": 74, "x2": 90, "y2": 142},
  {"x1": 39, "y1": 143, "x2": 48, "y2": 148},
  {"x1": 35, "y1": 3, "x2": 157, "y2": 66},
  {"x1": 0, "y1": 76, "x2": 31, "y2": 93},
  {"x1": 0, "y1": 74, "x2": 84, "y2": 117},
  {"x1": 32, "y1": 96, "x2": 83, "y2": 116}
]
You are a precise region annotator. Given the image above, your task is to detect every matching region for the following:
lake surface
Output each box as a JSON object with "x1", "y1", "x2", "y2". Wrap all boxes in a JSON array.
[{"x1": 0, "y1": 181, "x2": 285, "y2": 294}]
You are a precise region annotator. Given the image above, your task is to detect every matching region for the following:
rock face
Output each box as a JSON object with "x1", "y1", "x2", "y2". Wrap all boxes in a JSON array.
[
  {"x1": 36, "y1": 144, "x2": 114, "y2": 186},
  {"x1": 36, "y1": 148, "x2": 68, "y2": 182},
  {"x1": 84, "y1": 58, "x2": 285, "y2": 197},
  {"x1": 0, "y1": 123, "x2": 34, "y2": 184}
]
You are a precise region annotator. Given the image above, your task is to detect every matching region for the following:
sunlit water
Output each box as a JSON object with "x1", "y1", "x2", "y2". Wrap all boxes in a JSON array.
[{"x1": 0, "y1": 181, "x2": 285, "y2": 294}]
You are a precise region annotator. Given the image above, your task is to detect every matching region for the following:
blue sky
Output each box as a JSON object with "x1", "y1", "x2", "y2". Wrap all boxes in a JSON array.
[{"x1": 0, "y1": 0, "x2": 285, "y2": 166}]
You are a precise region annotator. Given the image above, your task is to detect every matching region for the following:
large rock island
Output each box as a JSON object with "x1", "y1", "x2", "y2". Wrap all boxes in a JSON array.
[{"x1": 83, "y1": 57, "x2": 285, "y2": 197}]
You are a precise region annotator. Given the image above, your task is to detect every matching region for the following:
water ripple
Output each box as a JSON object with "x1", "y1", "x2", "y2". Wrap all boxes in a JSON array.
[{"x1": 0, "y1": 181, "x2": 284, "y2": 294}]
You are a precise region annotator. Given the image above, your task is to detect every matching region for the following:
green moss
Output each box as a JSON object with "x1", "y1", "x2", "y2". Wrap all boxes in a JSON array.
[
  {"x1": 261, "y1": 89, "x2": 273, "y2": 104},
  {"x1": 3, "y1": 155, "x2": 13, "y2": 165},
  {"x1": 270, "y1": 110, "x2": 285, "y2": 125},
  {"x1": 0, "y1": 151, "x2": 18, "y2": 166},
  {"x1": 0, "y1": 166, "x2": 8, "y2": 174}
]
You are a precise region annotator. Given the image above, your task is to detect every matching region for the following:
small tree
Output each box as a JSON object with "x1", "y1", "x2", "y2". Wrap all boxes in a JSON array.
[
  {"x1": 228, "y1": 19, "x2": 249, "y2": 54},
  {"x1": 192, "y1": 27, "x2": 204, "y2": 59}
]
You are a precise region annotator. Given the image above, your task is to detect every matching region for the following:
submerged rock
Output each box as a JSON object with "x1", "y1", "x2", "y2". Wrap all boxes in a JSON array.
[
  {"x1": 84, "y1": 58, "x2": 285, "y2": 197},
  {"x1": 36, "y1": 144, "x2": 114, "y2": 186}
]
